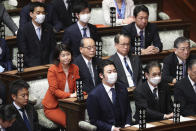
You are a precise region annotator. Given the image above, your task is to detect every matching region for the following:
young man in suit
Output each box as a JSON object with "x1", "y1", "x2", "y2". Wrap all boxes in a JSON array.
[
  {"x1": 0, "y1": 104, "x2": 17, "y2": 130},
  {"x1": 62, "y1": 0, "x2": 100, "y2": 57},
  {"x1": 134, "y1": 61, "x2": 173, "y2": 123},
  {"x1": 19, "y1": 0, "x2": 62, "y2": 32},
  {"x1": 7, "y1": 80, "x2": 40, "y2": 131},
  {"x1": 174, "y1": 59, "x2": 196, "y2": 116},
  {"x1": 17, "y1": 2, "x2": 56, "y2": 67},
  {"x1": 74, "y1": 37, "x2": 101, "y2": 93},
  {"x1": 162, "y1": 36, "x2": 192, "y2": 84},
  {"x1": 109, "y1": 34, "x2": 142, "y2": 88},
  {"x1": 122, "y1": 5, "x2": 162, "y2": 55},
  {"x1": 87, "y1": 60, "x2": 132, "y2": 131}
]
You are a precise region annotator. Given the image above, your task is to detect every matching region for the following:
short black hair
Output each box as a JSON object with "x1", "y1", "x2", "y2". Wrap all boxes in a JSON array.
[
  {"x1": 98, "y1": 59, "x2": 116, "y2": 75},
  {"x1": 53, "y1": 44, "x2": 73, "y2": 65},
  {"x1": 114, "y1": 33, "x2": 130, "y2": 44},
  {"x1": 9, "y1": 80, "x2": 29, "y2": 96},
  {"x1": 73, "y1": 0, "x2": 91, "y2": 14},
  {"x1": 145, "y1": 61, "x2": 161, "y2": 73},
  {"x1": 29, "y1": 2, "x2": 46, "y2": 13},
  {"x1": 188, "y1": 59, "x2": 196, "y2": 70},
  {"x1": 133, "y1": 5, "x2": 149, "y2": 17},
  {"x1": 174, "y1": 36, "x2": 190, "y2": 48},
  {"x1": 0, "y1": 104, "x2": 17, "y2": 122}
]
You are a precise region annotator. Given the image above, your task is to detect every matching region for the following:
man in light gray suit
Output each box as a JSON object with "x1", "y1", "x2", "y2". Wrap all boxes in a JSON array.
[
  {"x1": 0, "y1": 3, "x2": 18, "y2": 35},
  {"x1": 109, "y1": 33, "x2": 143, "y2": 88}
]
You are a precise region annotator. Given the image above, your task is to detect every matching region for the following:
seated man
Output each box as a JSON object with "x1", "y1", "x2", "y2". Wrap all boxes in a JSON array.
[
  {"x1": 17, "y1": 2, "x2": 56, "y2": 67},
  {"x1": 109, "y1": 34, "x2": 142, "y2": 88},
  {"x1": 134, "y1": 61, "x2": 173, "y2": 123},
  {"x1": 74, "y1": 37, "x2": 101, "y2": 93},
  {"x1": 7, "y1": 80, "x2": 40, "y2": 131},
  {"x1": 19, "y1": 0, "x2": 62, "y2": 32},
  {"x1": 51, "y1": 0, "x2": 74, "y2": 29},
  {"x1": 87, "y1": 60, "x2": 132, "y2": 131},
  {"x1": 122, "y1": 5, "x2": 162, "y2": 55},
  {"x1": 62, "y1": 0, "x2": 100, "y2": 57},
  {"x1": 174, "y1": 59, "x2": 196, "y2": 116},
  {"x1": 162, "y1": 36, "x2": 194, "y2": 84},
  {"x1": 0, "y1": 104, "x2": 17, "y2": 130}
]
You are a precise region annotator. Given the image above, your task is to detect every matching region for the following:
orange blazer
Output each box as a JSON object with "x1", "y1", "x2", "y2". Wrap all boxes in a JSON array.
[{"x1": 42, "y1": 63, "x2": 80, "y2": 109}]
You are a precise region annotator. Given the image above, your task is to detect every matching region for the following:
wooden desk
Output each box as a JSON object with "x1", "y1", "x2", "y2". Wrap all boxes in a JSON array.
[
  {"x1": 58, "y1": 95, "x2": 88, "y2": 131},
  {"x1": 120, "y1": 116, "x2": 196, "y2": 131}
]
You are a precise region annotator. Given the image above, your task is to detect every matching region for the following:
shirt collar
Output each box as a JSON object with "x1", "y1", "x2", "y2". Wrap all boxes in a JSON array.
[
  {"x1": 77, "y1": 21, "x2": 88, "y2": 31},
  {"x1": 13, "y1": 101, "x2": 21, "y2": 110},
  {"x1": 147, "y1": 81, "x2": 157, "y2": 93},
  {"x1": 135, "y1": 23, "x2": 145, "y2": 35},
  {"x1": 176, "y1": 55, "x2": 184, "y2": 64},
  {"x1": 117, "y1": 52, "x2": 128, "y2": 61},
  {"x1": 103, "y1": 83, "x2": 115, "y2": 94},
  {"x1": 188, "y1": 75, "x2": 195, "y2": 87},
  {"x1": 32, "y1": 21, "x2": 41, "y2": 30},
  {"x1": 82, "y1": 55, "x2": 92, "y2": 65}
]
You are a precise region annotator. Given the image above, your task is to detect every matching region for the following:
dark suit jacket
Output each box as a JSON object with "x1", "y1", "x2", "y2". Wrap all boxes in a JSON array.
[
  {"x1": 162, "y1": 53, "x2": 194, "y2": 83},
  {"x1": 174, "y1": 76, "x2": 196, "y2": 116},
  {"x1": 62, "y1": 23, "x2": 101, "y2": 57},
  {"x1": 51, "y1": 0, "x2": 73, "y2": 29},
  {"x1": 87, "y1": 82, "x2": 132, "y2": 131},
  {"x1": 134, "y1": 81, "x2": 173, "y2": 123},
  {"x1": 7, "y1": 104, "x2": 40, "y2": 131},
  {"x1": 0, "y1": 38, "x2": 12, "y2": 71},
  {"x1": 121, "y1": 22, "x2": 163, "y2": 53},
  {"x1": 19, "y1": 3, "x2": 62, "y2": 32},
  {"x1": 17, "y1": 21, "x2": 56, "y2": 67},
  {"x1": 109, "y1": 53, "x2": 142, "y2": 87},
  {"x1": 73, "y1": 55, "x2": 101, "y2": 93}
]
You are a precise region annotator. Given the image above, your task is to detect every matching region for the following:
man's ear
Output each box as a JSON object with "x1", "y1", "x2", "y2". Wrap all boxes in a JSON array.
[
  {"x1": 99, "y1": 73, "x2": 104, "y2": 79},
  {"x1": 76, "y1": 13, "x2": 79, "y2": 19},
  {"x1": 30, "y1": 12, "x2": 34, "y2": 19},
  {"x1": 145, "y1": 72, "x2": 149, "y2": 79},
  {"x1": 174, "y1": 48, "x2": 177, "y2": 54},
  {"x1": 11, "y1": 94, "x2": 16, "y2": 101}
]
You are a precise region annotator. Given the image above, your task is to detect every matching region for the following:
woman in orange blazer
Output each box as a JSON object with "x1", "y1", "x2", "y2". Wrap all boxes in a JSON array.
[{"x1": 42, "y1": 44, "x2": 79, "y2": 127}]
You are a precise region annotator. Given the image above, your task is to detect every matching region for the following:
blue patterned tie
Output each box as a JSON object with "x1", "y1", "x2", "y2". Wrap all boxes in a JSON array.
[
  {"x1": 182, "y1": 62, "x2": 186, "y2": 77},
  {"x1": 153, "y1": 88, "x2": 158, "y2": 100},
  {"x1": 124, "y1": 57, "x2": 133, "y2": 77},
  {"x1": 20, "y1": 108, "x2": 32, "y2": 131},
  {"x1": 140, "y1": 30, "x2": 144, "y2": 48},
  {"x1": 82, "y1": 28, "x2": 87, "y2": 38},
  {"x1": 111, "y1": 88, "x2": 116, "y2": 104}
]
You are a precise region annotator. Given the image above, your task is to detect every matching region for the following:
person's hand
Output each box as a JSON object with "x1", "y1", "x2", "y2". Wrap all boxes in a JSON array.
[
  {"x1": 164, "y1": 112, "x2": 173, "y2": 119},
  {"x1": 122, "y1": 16, "x2": 135, "y2": 24},
  {"x1": 70, "y1": 92, "x2": 76, "y2": 98},
  {"x1": 172, "y1": 78, "x2": 177, "y2": 84},
  {"x1": 151, "y1": 47, "x2": 159, "y2": 54},
  {"x1": 141, "y1": 46, "x2": 154, "y2": 55},
  {"x1": 113, "y1": 127, "x2": 120, "y2": 131}
]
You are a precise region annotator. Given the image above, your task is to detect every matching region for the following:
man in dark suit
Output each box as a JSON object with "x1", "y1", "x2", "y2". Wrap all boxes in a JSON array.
[
  {"x1": 19, "y1": 0, "x2": 62, "y2": 32},
  {"x1": 62, "y1": 0, "x2": 100, "y2": 57},
  {"x1": 0, "y1": 104, "x2": 17, "y2": 130},
  {"x1": 162, "y1": 36, "x2": 194, "y2": 84},
  {"x1": 174, "y1": 59, "x2": 196, "y2": 116},
  {"x1": 134, "y1": 61, "x2": 173, "y2": 123},
  {"x1": 7, "y1": 80, "x2": 40, "y2": 131},
  {"x1": 122, "y1": 5, "x2": 162, "y2": 55},
  {"x1": 109, "y1": 34, "x2": 142, "y2": 88},
  {"x1": 17, "y1": 2, "x2": 56, "y2": 67},
  {"x1": 87, "y1": 60, "x2": 132, "y2": 131},
  {"x1": 51, "y1": 0, "x2": 74, "y2": 29},
  {"x1": 74, "y1": 37, "x2": 101, "y2": 93}
]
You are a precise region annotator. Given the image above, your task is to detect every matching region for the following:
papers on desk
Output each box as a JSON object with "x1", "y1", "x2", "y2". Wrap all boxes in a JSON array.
[
  {"x1": 169, "y1": 116, "x2": 195, "y2": 122},
  {"x1": 133, "y1": 123, "x2": 155, "y2": 128}
]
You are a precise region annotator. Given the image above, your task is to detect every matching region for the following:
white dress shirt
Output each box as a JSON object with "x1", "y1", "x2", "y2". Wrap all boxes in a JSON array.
[
  {"x1": 32, "y1": 21, "x2": 42, "y2": 40},
  {"x1": 135, "y1": 23, "x2": 145, "y2": 37},
  {"x1": 63, "y1": 0, "x2": 68, "y2": 9},
  {"x1": 13, "y1": 102, "x2": 29, "y2": 120},
  {"x1": 103, "y1": 83, "x2": 115, "y2": 103},
  {"x1": 77, "y1": 21, "x2": 90, "y2": 37},
  {"x1": 117, "y1": 52, "x2": 134, "y2": 87},
  {"x1": 82, "y1": 55, "x2": 94, "y2": 78},
  {"x1": 188, "y1": 75, "x2": 196, "y2": 92},
  {"x1": 176, "y1": 56, "x2": 184, "y2": 64},
  {"x1": 147, "y1": 81, "x2": 159, "y2": 98}
]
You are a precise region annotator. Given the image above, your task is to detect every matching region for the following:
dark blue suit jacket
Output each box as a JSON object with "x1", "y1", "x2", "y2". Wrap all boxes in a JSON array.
[
  {"x1": 73, "y1": 55, "x2": 101, "y2": 93},
  {"x1": 87, "y1": 82, "x2": 132, "y2": 131},
  {"x1": 62, "y1": 23, "x2": 101, "y2": 57},
  {"x1": 19, "y1": 3, "x2": 62, "y2": 32},
  {"x1": 0, "y1": 38, "x2": 12, "y2": 71}
]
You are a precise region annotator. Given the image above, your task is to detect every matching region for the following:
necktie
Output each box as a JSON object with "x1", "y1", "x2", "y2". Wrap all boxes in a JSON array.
[
  {"x1": 88, "y1": 61, "x2": 95, "y2": 86},
  {"x1": 139, "y1": 30, "x2": 144, "y2": 48},
  {"x1": 153, "y1": 88, "x2": 158, "y2": 100},
  {"x1": 20, "y1": 108, "x2": 32, "y2": 131},
  {"x1": 124, "y1": 57, "x2": 135, "y2": 86},
  {"x1": 82, "y1": 28, "x2": 87, "y2": 38},
  {"x1": 111, "y1": 88, "x2": 116, "y2": 104},
  {"x1": 182, "y1": 61, "x2": 186, "y2": 77},
  {"x1": 36, "y1": 27, "x2": 41, "y2": 40}
]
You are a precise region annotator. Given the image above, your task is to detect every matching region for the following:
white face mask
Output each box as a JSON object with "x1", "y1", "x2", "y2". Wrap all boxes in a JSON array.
[
  {"x1": 79, "y1": 13, "x2": 91, "y2": 23},
  {"x1": 149, "y1": 76, "x2": 161, "y2": 85},
  {"x1": 106, "y1": 73, "x2": 117, "y2": 85},
  {"x1": 35, "y1": 14, "x2": 45, "y2": 24}
]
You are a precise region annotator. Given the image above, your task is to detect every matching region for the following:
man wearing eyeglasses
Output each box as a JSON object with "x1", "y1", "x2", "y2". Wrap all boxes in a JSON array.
[
  {"x1": 109, "y1": 34, "x2": 142, "y2": 88},
  {"x1": 74, "y1": 37, "x2": 101, "y2": 93},
  {"x1": 162, "y1": 36, "x2": 195, "y2": 84}
]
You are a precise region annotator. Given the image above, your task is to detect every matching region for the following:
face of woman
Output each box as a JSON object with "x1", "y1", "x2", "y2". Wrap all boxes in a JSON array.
[{"x1": 59, "y1": 51, "x2": 72, "y2": 66}]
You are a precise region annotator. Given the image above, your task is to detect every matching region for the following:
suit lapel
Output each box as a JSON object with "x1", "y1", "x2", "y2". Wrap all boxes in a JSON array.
[
  {"x1": 186, "y1": 77, "x2": 196, "y2": 97},
  {"x1": 25, "y1": 105, "x2": 34, "y2": 130},
  {"x1": 144, "y1": 82, "x2": 158, "y2": 104},
  {"x1": 92, "y1": 58, "x2": 98, "y2": 84},
  {"x1": 76, "y1": 23, "x2": 83, "y2": 39},
  {"x1": 129, "y1": 55, "x2": 136, "y2": 83}
]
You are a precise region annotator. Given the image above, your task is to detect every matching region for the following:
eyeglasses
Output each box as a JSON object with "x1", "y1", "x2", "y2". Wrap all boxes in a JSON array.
[
  {"x1": 82, "y1": 45, "x2": 96, "y2": 50},
  {"x1": 177, "y1": 47, "x2": 190, "y2": 52}
]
